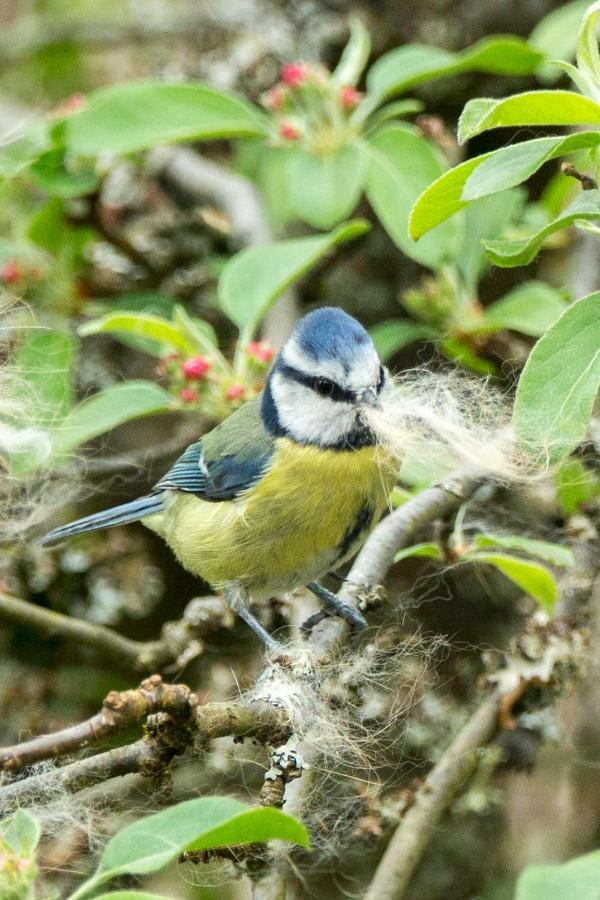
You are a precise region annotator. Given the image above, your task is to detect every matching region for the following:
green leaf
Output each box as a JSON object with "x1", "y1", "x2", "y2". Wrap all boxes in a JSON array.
[
  {"x1": 29, "y1": 147, "x2": 99, "y2": 198},
  {"x1": 483, "y1": 190, "x2": 600, "y2": 267},
  {"x1": 218, "y1": 219, "x2": 370, "y2": 337},
  {"x1": 15, "y1": 330, "x2": 75, "y2": 424},
  {"x1": 467, "y1": 552, "x2": 558, "y2": 611},
  {"x1": 332, "y1": 18, "x2": 371, "y2": 87},
  {"x1": 458, "y1": 91, "x2": 600, "y2": 144},
  {"x1": 27, "y1": 197, "x2": 65, "y2": 255},
  {"x1": 576, "y1": 1, "x2": 600, "y2": 93},
  {"x1": 530, "y1": 1, "x2": 591, "y2": 81},
  {"x1": 477, "y1": 281, "x2": 568, "y2": 337},
  {"x1": 439, "y1": 337, "x2": 497, "y2": 376},
  {"x1": 363, "y1": 125, "x2": 457, "y2": 267},
  {"x1": 513, "y1": 292, "x2": 600, "y2": 464},
  {"x1": 1, "y1": 809, "x2": 40, "y2": 858},
  {"x1": 462, "y1": 133, "x2": 600, "y2": 202},
  {"x1": 256, "y1": 146, "x2": 297, "y2": 228},
  {"x1": 76, "y1": 798, "x2": 308, "y2": 898},
  {"x1": 473, "y1": 533, "x2": 574, "y2": 567},
  {"x1": 555, "y1": 458, "x2": 600, "y2": 516},
  {"x1": 456, "y1": 190, "x2": 525, "y2": 292},
  {"x1": 409, "y1": 154, "x2": 491, "y2": 239},
  {"x1": 50, "y1": 381, "x2": 173, "y2": 458},
  {"x1": 394, "y1": 542, "x2": 443, "y2": 563},
  {"x1": 367, "y1": 37, "x2": 543, "y2": 101},
  {"x1": 515, "y1": 849, "x2": 600, "y2": 900},
  {"x1": 369, "y1": 319, "x2": 433, "y2": 361},
  {"x1": 0, "y1": 119, "x2": 49, "y2": 177},
  {"x1": 289, "y1": 144, "x2": 366, "y2": 230},
  {"x1": 365, "y1": 100, "x2": 424, "y2": 133},
  {"x1": 79, "y1": 312, "x2": 198, "y2": 355},
  {"x1": 63, "y1": 81, "x2": 268, "y2": 156}
]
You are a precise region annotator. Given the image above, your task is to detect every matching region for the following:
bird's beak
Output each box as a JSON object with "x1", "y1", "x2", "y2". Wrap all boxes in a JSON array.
[{"x1": 359, "y1": 388, "x2": 382, "y2": 411}]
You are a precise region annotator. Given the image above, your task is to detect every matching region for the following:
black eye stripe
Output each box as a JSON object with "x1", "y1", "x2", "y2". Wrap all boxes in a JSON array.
[
  {"x1": 377, "y1": 365, "x2": 385, "y2": 394},
  {"x1": 277, "y1": 363, "x2": 355, "y2": 403}
]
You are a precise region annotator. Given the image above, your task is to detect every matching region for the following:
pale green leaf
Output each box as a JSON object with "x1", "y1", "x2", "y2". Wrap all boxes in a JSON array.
[
  {"x1": 530, "y1": 1, "x2": 591, "y2": 81},
  {"x1": 439, "y1": 337, "x2": 497, "y2": 375},
  {"x1": 290, "y1": 144, "x2": 366, "y2": 230},
  {"x1": 462, "y1": 132, "x2": 600, "y2": 202},
  {"x1": 483, "y1": 190, "x2": 600, "y2": 267},
  {"x1": 332, "y1": 18, "x2": 371, "y2": 87},
  {"x1": 30, "y1": 147, "x2": 99, "y2": 198},
  {"x1": 513, "y1": 292, "x2": 600, "y2": 464},
  {"x1": 576, "y1": 1, "x2": 600, "y2": 91},
  {"x1": 79, "y1": 312, "x2": 198, "y2": 355},
  {"x1": 0, "y1": 119, "x2": 49, "y2": 176},
  {"x1": 477, "y1": 281, "x2": 568, "y2": 337},
  {"x1": 555, "y1": 458, "x2": 600, "y2": 516},
  {"x1": 467, "y1": 552, "x2": 558, "y2": 611},
  {"x1": 218, "y1": 219, "x2": 370, "y2": 337},
  {"x1": 409, "y1": 154, "x2": 490, "y2": 239},
  {"x1": 515, "y1": 849, "x2": 600, "y2": 900},
  {"x1": 1, "y1": 809, "x2": 40, "y2": 858},
  {"x1": 456, "y1": 189, "x2": 525, "y2": 292},
  {"x1": 394, "y1": 542, "x2": 443, "y2": 563},
  {"x1": 50, "y1": 381, "x2": 173, "y2": 458},
  {"x1": 63, "y1": 81, "x2": 268, "y2": 156},
  {"x1": 256, "y1": 146, "x2": 297, "y2": 228},
  {"x1": 77, "y1": 798, "x2": 308, "y2": 897},
  {"x1": 367, "y1": 37, "x2": 543, "y2": 101},
  {"x1": 369, "y1": 319, "x2": 433, "y2": 361},
  {"x1": 16, "y1": 330, "x2": 75, "y2": 424},
  {"x1": 458, "y1": 91, "x2": 600, "y2": 144},
  {"x1": 473, "y1": 533, "x2": 574, "y2": 566},
  {"x1": 365, "y1": 99, "x2": 424, "y2": 133},
  {"x1": 363, "y1": 125, "x2": 457, "y2": 267}
]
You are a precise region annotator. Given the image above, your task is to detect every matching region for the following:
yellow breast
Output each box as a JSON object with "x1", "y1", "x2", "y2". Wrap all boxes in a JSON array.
[{"x1": 159, "y1": 439, "x2": 396, "y2": 596}]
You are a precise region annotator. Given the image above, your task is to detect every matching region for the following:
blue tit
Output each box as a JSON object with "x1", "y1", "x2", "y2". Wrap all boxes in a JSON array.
[{"x1": 38, "y1": 308, "x2": 397, "y2": 650}]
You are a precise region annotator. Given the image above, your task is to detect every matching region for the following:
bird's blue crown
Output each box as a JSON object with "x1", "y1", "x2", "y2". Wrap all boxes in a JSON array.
[{"x1": 291, "y1": 307, "x2": 371, "y2": 368}]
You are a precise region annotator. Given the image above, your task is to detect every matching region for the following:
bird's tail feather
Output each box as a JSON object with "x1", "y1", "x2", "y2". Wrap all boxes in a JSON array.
[{"x1": 37, "y1": 494, "x2": 164, "y2": 546}]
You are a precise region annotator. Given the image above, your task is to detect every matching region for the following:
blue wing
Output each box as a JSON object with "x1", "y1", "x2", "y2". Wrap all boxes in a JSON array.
[{"x1": 155, "y1": 439, "x2": 273, "y2": 501}]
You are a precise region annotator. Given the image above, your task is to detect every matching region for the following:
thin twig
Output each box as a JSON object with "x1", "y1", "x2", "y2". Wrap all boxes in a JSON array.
[
  {"x1": 0, "y1": 591, "x2": 233, "y2": 673},
  {"x1": 561, "y1": 161, "x2": 597, "y2": 191},
  {"x1": 363, "y1": 693, "x2": 500, "y2": 900}
]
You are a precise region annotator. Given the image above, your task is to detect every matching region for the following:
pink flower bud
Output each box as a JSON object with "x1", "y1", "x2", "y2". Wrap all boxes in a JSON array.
[
  {"x1": 226, "y1": 384, "x2": 245, "y2": 401},
  {"x1": 279, "y1": 120, "x2": 300, "y2": 141},
  {"x1": 182, "y1": 356, "x2": 210, "y2": 380},
  {"x1": 54, "y1": 93, "x2": 87, "y2": 116},
  {"x1": 339, "y1": 85, "x2": 362, "y2": 109},
  {"x1": 281, "y1": 63, "x2": 307, "y2": 87},
  {"x1": 264, "y1": 85, "x2": 286, "y2": 111},
  {"x1": 179, "y1": 387, "x2": 199, "y2": 404},
  {"x1": 1, "y1": 260, "x2": 21, "y2": 283},
  {"x1": 247, "y1": 340, "x2": 274, "y2": 364}
]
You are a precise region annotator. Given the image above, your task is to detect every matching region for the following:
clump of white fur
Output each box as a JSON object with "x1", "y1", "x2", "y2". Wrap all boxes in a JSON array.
[
  {"x1": 366, "y1": 369, "x2": 532, "y2": 485},
  {"x1": 249, "y1": 628, "x2": 447, "y2": 854}
]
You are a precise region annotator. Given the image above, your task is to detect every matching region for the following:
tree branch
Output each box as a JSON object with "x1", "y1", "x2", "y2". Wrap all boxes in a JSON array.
[
  {"x1": 0, "y1": 591, "x2": 233, "y2": 673},
  {"x1": 363, "y1": 693, "x2": 501, "y2": 900}
]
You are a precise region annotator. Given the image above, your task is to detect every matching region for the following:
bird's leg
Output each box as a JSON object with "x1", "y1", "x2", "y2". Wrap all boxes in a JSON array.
[
  {"x1": 224, "y1": 585, "x2": 282, "y2": 654},
  {"x1": 306, "y1": 582, "x2": 368, "y2": 632}
]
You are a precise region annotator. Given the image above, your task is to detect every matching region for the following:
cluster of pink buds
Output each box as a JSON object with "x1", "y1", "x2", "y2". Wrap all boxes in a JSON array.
[
  {"x1": 262, "y1": 60, "x2": 364, "y2": 148},
  {"x1": 246, "y1": 340, "x2": 274, "y2": 365}
]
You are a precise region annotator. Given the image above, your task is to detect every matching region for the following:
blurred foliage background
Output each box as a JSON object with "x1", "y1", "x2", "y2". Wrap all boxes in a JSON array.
[{"x1": 1, "y1": 1, "x2": 600, "y2": 898}]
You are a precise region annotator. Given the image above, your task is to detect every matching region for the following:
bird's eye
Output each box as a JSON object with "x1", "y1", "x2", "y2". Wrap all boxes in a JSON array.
[{"x1": 314, "y1": 377, "x2": 334, "y2": 397}]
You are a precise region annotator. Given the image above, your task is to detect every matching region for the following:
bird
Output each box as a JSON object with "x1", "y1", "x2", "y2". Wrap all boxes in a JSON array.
[{"x1": 38, "y1": 307, "x2": 397, "y2": 651}]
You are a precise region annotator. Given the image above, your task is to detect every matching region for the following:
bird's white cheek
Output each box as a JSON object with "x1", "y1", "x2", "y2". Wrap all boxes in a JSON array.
[{"x1": 271, "y1": 377, "x2": 355, "y2": 446}]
